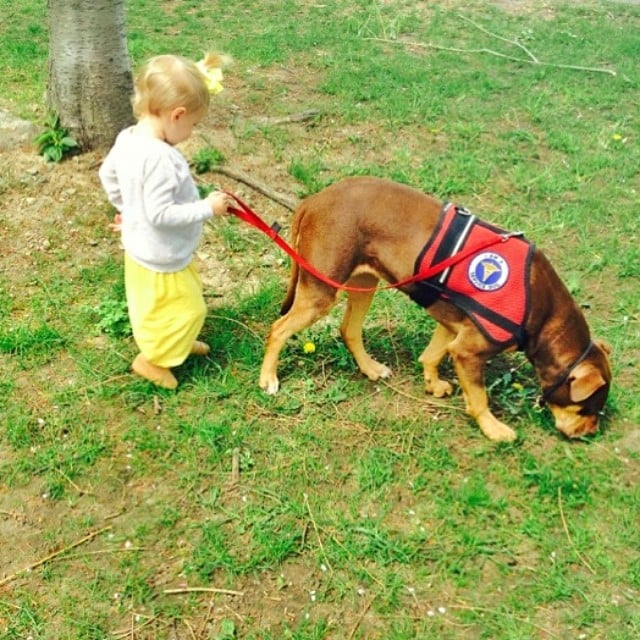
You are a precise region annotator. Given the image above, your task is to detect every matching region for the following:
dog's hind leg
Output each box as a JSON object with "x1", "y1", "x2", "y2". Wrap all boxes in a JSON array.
[
  {"x1": 340, "y1": 274, "x2": 392, "y2": 381},
  {"x1": 259, "y1": 283, "x2": 336, "y2": 394},
  {"x1": 418, "y1": 322, "x2": 455, "y2": 397}
]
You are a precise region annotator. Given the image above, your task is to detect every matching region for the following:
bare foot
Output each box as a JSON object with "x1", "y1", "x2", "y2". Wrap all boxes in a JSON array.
[
  {"x1": 132, "y1": 354, "x2": 178, "y2": 389},
  {"x1": 190, "y1": 341, "x2": 211, "y2": 356}
]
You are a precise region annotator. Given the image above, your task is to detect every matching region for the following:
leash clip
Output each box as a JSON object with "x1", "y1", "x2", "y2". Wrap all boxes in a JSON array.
[{"x1": 269, "y1": 221, "x2": 282, "y2": 238}]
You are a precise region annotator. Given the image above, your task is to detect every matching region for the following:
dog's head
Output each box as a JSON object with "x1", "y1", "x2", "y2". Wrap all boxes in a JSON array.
[{"x1": 545, "y1": 340, "x2": 612, "y2": 438}]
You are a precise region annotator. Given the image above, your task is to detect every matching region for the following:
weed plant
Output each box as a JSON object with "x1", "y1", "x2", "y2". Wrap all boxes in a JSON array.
[{"x1": 1, "y1": 1, "x2": 639, "y2": 639}]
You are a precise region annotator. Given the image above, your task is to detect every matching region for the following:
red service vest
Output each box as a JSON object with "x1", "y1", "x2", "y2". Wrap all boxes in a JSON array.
[{"x1": 409, "y1": 203, "x2": 534, "y2": 347}]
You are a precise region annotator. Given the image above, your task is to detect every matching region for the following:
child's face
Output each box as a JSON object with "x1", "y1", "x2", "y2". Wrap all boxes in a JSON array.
[{"x1": 162, "y1": 107, "x2": 205, "y2": 145}]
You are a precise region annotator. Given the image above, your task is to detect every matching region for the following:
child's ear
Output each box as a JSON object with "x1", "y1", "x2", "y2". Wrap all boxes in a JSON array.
[{"x1": 171, "y1": 107, "x2": 187, "y2": 121}]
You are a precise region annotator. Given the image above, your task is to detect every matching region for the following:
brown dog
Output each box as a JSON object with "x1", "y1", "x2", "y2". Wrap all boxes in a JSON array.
[{"x1": 258, "y1": 177, "x2": 611, "y2": 442}]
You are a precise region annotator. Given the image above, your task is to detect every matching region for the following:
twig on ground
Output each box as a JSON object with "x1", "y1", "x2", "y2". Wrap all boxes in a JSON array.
[
  {"x1": 164, "y1": 587, "x2": 245, "y2": 597},
  {"x1": 213, "y1": 165, "x2": 297, "y2": 211},
  {"x1": 183, "y1": 617, "x2": 197, "y2": 640},
  {"x1": 49, "y1": 547, "x2": 145, "y2": 562},
  {"x1": 458, "y1": 13, "x2": 539, "y2": 63},
  {"x1": 303, "y1": 492, "x2": 333, "y2": 574},
  {"x1": 207, "y1": 313, "x2": 263, "y2": 340},
  {"x1": 251, "y1": 109, "x2": 321, "y2": 126},
  {"x1": 112, "y1": 614, "x2": 160, "y2": 640},
  {"x1": 379, "y1": 379, "x2": 466, "y2": 412},
  {"x1": 56, "y1": 467, "x2": 93, "y2": 496},
  {"x1": 231, "y1": 447, "x2": 241, "y2": 484},
  {"x1": 198, "y1": 599, "x2": 217, "y2": 638},
  {"x1": 368, "y1": 13, "x2": 616, "y2": 77},
  {"x1": 558, "y1": 487, "x2": 596, "y2": 575},
  {"x1": 348, "y1": 595, "x2": 376, "y2": 640},
  {"x1": 372, "y1": 37, "x2": 616, "y2": 76},
  {"x1": 0, "y1": 526, "x2": 112, "y2": 587}
]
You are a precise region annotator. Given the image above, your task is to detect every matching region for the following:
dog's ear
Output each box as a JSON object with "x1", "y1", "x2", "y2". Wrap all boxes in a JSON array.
[
  {"x1": 594, "y1": 338, "x2": 612, "y2": 356},
  {"x1": 569, "y1": 361, "x2": 607, "y2": 403}
]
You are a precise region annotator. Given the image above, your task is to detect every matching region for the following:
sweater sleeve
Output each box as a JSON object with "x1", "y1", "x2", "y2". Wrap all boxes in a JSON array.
[
  {"x1": 98, "y1": 149, "x2": 124, "y2": 211},
  {"x1": 142, "y1": 153, "x2": 212, "y2": 227}
]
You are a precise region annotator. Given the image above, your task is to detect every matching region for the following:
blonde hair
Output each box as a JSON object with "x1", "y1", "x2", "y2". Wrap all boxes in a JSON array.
[{"x1": 132, "y1": 53, "x2": 226, "y2": 119}]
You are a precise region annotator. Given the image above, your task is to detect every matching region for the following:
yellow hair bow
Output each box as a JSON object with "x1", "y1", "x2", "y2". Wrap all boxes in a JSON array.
[{"x1": 197, "y1": 56, "x2": 224, "y2": 95}]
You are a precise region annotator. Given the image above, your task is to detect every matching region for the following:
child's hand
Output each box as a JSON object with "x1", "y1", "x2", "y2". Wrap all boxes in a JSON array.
[
  {"x1": 109, "y1": 213, "x2": 122, "y2": 232},
  {"x1": 207, "y1": 191, "x2": 229, "y2": 216}
]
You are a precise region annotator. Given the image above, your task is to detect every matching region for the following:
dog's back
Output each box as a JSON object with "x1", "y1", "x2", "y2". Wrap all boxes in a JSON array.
[{"x1": 281, "y1": 177, "x2": 442, "y2": 314}]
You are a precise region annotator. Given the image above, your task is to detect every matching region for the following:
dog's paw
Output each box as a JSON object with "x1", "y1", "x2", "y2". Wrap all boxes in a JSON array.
[
  {"x1": 363, "y1": 362, "x2": 392, "y2": 381},
  {"x1": 487, "y1": 425, "x2": 517, "y2": 443},
  {"x1": 477, "y1": 412, "x2": 517, "y2": 443},
  {"x1": 259, "y1": 376, "x2": 280, "y2": 395},
  {"x1": 425, "y1": 379, "x2": 453, "y2": 397}
]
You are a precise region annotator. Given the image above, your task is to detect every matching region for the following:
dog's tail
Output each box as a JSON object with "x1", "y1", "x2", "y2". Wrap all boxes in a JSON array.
[
  {"x1": 280, "y1": 262, "x2": 299, "y2": 315},
  {"x1": 280, "y1": 206, "x2": 303, "y2": 315}
]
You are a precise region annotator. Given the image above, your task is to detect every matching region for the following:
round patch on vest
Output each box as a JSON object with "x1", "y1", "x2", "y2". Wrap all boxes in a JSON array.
[{"x1": 468, "y1": 252, "x2": 509, "y2": 291}]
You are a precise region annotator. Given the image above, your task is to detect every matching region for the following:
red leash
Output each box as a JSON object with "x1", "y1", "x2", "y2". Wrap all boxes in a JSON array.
[{"x1": 225, "y1": 191, "x2": 514, "y2": 293}]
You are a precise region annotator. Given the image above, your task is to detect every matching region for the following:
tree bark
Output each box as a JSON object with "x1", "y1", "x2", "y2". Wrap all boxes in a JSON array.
[{"x1": 47, "y1": 0, "x2": 134, "y2": 151}]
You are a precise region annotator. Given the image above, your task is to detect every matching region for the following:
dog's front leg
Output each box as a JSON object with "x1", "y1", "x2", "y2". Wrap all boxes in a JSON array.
[
  {"x1": 448, "y1": 336, "x2": 517, "y2": 443},
  {"x1": 419, "y1": 322, "x2": 455, "y2": 397},
  {"x1": 341, "y1": 277, "x2": 392, "y2": 381}
]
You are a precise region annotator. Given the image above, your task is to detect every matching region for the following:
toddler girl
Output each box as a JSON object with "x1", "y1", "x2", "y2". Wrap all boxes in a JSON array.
[{"x1": 99, "y1": 53, "x2": 229, "y2": 389}]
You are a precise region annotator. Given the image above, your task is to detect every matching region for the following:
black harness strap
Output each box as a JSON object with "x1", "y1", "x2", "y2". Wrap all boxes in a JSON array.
[{"x1": 541, "y1": 341, "x2": 594, "y2": 404}]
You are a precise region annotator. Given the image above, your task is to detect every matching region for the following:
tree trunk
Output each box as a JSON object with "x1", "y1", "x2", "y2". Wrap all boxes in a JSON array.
[{"x1": 47, "y1": 0, "x2": 134, "y2": 151}]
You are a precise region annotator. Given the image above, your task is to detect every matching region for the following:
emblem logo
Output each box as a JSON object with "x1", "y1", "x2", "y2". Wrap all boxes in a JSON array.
[{"x1": 468, "y1": 252, "x2": 509, "y2": 291}]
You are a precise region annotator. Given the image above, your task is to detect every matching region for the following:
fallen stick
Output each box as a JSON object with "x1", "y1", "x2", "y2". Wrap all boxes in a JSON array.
[
  {"x1": 231, "y1": 447, "x2": 241, "y2": 484},
  {"x1": 0, "y1": 526, "x2": 112, "y2": 587},
  {"x1": 558, "y1": 487, "x2": 596, "y2": 574},
  {"x1": 164, "y1": 587, "x2": 245, "y2": 597},
  {"x1": 213, "y1": 165, "x2": 297, "y2": 212},
  {"x1": 372, "y1": 37, "x2": 616, "y2": 76},
  {"x1": 347, "y1": 595, "x2": 376, "y2": 640},
  {"x1": 252, "y1": 109, "x2": 321, "y2": 126}
]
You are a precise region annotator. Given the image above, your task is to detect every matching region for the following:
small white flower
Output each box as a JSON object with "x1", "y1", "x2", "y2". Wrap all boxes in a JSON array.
[{"x1": 438, "y1": 606, "x2": 447, "y2": 614}]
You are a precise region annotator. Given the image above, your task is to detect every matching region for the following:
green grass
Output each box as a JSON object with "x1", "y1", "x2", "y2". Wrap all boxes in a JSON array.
[{"x1": 1, "y1": 1, "x2": 640, "y2": 639}]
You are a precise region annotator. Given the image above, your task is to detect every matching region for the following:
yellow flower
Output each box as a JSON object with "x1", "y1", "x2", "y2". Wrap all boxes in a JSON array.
[
  {"x1": 303, "y1": 341, "x2": 316, "y2": 354},
  {"x1": 612, "y1": 133, "x2": 622, "y2": 141}
]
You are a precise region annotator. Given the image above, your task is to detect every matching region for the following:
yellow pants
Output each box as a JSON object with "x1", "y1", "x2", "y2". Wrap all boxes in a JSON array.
[{"x1": 124, "y1": 254, "x2": 207, "y2": 368}]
